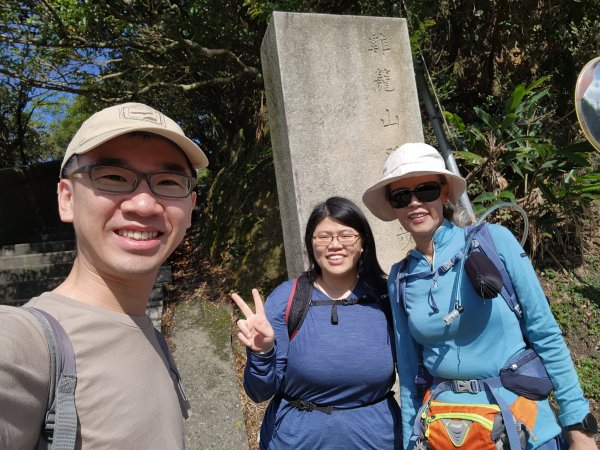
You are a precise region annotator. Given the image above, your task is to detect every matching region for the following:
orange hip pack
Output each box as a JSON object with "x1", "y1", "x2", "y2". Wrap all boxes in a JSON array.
[
  {"x1": 422, "y1": 401, "x2": 501, "y2": 450},
  {"x1": 412, "y1": 380, "x2": 536, "y2": 450}
]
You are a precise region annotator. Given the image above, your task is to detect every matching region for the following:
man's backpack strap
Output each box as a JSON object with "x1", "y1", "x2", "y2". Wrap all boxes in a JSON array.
[
  {"x1": 285, "y1": 274, "x2": 313, "y2": 341},
  {"x1": 153, "y1": 329, "x2": 192, "y2": 420},
  {"x1": 22, "y1": 307, "x2": 77, "y2": 450}
]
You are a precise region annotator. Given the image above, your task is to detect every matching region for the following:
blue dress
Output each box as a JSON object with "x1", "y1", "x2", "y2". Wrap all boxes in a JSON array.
[
  {"x1": 243, "y1": 278, "x2": 402, "y2": 449},
  {"x1": 388, "y1": 220, "x2": 590, "y2": 449}
]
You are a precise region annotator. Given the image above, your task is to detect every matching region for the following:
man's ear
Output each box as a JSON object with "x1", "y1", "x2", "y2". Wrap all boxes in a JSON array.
[
  {"x1": 57, "y1": 179, "x2": 74, "y2": 223},
  {"x1": 186, "y1": 191, "x2": 197, "y2": 229}
]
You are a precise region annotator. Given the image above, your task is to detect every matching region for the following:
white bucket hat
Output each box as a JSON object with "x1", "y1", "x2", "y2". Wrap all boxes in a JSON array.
[
  {"x1": 362, "y1": 142, "x2": 466, "y2": 221},
  {"x1": 61, "y1": 102, "x2": 209, "y2": 172}
]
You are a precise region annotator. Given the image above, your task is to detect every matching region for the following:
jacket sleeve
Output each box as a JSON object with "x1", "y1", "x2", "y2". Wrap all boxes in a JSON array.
[
  {"x1": 388, "y1": 263, "x2": 423, "y2": 449},
  {"x1": 0, "y1": 307, "x2": 49, "y2": 448},
  {"x1": 242, "y1": 282, "x2": 291, "y2": 403},
  {"x1": 488, "y1": 224, "x2": 590, "y2": 426}
]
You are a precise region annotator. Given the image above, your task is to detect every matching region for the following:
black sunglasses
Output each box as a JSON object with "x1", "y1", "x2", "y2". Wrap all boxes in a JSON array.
[{"x1": 387, "y1": 182, "x2": 442, "y2": 209}]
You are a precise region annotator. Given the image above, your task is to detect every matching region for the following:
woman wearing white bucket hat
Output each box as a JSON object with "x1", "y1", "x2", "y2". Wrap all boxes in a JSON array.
[{"x1": 362, "y1": 143, "x2": 597, "y2": 450}]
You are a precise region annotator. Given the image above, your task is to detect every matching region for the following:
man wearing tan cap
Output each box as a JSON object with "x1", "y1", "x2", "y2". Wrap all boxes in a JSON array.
[{"x1": 0, "y1": 103, "x2": 208, "y2": 448}]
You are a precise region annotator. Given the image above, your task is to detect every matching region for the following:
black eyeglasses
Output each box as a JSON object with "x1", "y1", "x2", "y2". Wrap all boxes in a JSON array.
[
  {"x1": 69, "y1": 164, "x2": 197, "y2": 199},
  {"x1": 387, "y1": 182, "x2": 441, "y2": 209}
]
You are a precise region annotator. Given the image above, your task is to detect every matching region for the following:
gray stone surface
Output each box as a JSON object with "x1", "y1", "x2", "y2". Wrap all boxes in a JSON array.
[
  {"x1": 170, "y1": 300, "x2": 248, "y2": 450},
  {"x1": 261, "y1": 12, "x2": 423, "y2": 276}
]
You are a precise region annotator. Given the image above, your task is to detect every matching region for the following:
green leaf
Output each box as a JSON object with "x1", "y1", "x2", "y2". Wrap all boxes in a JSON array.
[
  {"x1": 474, "y1": 107, "x2": 493, "y2": 128},
  {"x1": 472, "y1": 192, "x2": 497, "y2": 203},
  {"x1": 455, "y1": 151, "x2": 485, "y2": 164},
  {"x1": 497, "y1": 191, "x2": 517, "y2": 201},
  {"x1": 444, "y1": 111, "x2": 466, "y2": 131},
  {"x1": 500, "y1": 113, "x2": 518, "y2": 128},
  {"x1": 507, "y1": 84, "x2": 526, "y2": 112}
]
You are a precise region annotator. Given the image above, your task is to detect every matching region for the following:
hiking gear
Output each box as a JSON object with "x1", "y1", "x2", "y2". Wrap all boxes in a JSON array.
[
  {"x1": 396, "y1": 223, "x2": 521, "y2": 325},
  {"x1": 391, "y1": 220, "x2": 587, "y2": 449},
  {"x1": 396, "y1": 221, "x2": 553, "y2": 450},
  {"x1": 245, "y1": 277, "x2": 401, "y2": 450},
  {"x1": 283, "y1": 391, "x2": 394, "y2": 414},
  {"x1": 362, "y1": 143, "x2": 467, "y2": 221},
  {"x1": 23, "y1": 307, "x2": 190, "y2": 449},
  {"x1": 62, "y1": 102, "x2": 208, "y2": 173},
  {"x1": 416, "y1": 400, "x2": 528, "y2": 450},
  {"x1": 564, "y1": 413, "x2": 598, "y2": 434},
  {"x1": 464, "y1": 251, "x2": 503, "y2": 299},
  {"x1": 499, "y1": 348, "x2": 553, "y2": 401},
  {"x1": 475, "y1": 202, "x2": 529, "y2": 247},
  {"x1": 387, "y1": 182, "x2": 442, "y2": 209},
  {"x1": 285, "y1": 273, "x2": 389, "y2": 340},
  {"x1": 448, "y1": 201, "x2": 529, "y2": 321},
  {"x1": 23, "y1": 307, "x2": 77, "y2": 450},
  {"x1": 413, "y1": 379, "x2": 536, "y2": 450},
  {"x1": 285, "y1": 275, "x2": 313, "y2": 340}
]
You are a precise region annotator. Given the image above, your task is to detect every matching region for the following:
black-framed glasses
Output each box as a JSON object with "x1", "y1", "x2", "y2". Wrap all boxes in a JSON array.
[
  {"x1": 69, "y1": 164, "x2": 197, "y2": 199},
  {"x1": 312, "y1": 233, "x2": 361, "y2": 247},
  {"x1": 387, "y1": 182, "x2": 441, "y2": 209}
]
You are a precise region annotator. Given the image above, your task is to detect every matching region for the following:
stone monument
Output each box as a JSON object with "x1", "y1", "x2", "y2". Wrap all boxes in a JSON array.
[{"x1": 261, "y1": 11, "x2": 423, "y2": 276}]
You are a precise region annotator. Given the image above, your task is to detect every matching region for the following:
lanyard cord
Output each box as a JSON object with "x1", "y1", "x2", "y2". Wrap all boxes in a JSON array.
[{"x1": 443, "y1": 202, "x2": 529, "y2": 325}]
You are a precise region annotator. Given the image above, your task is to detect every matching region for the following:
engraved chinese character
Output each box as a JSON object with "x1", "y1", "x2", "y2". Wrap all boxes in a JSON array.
[
  {"x1": 374, "y1": 68, "x2": 395, "y2": 92},
  {"x1": 368, "y1": 33, "x2": 392, "y2": 53},
  {"x1": 381, "y1": 109, "x2": 399, "y2": 127}
]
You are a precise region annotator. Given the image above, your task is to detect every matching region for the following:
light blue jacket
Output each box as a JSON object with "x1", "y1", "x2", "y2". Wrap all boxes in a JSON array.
[{"x1": 389, "y1": 220, "x2": 589, "y2": 449}]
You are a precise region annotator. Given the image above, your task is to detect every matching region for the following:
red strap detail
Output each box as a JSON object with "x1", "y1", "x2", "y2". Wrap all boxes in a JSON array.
[{"x1": 285, "y1": 277, "x2": 299, "y2": 327}]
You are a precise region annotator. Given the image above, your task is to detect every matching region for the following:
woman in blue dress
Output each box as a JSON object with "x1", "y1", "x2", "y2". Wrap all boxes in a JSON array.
[
  {"x1": 231, "y1": 196, "x2": 402, "y2": 449},
  {"x1": 361, "y1": 143, "x2": 597, "y2": 450}
]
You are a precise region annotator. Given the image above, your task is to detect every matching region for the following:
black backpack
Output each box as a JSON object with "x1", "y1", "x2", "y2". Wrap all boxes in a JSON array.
[{"x1": 284, "y1": 273, "x2": 390, "y2": 340}]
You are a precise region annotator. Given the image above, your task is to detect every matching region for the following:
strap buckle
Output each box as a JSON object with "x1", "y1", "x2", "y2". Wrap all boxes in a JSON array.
[
  {"x1": 296, "y1": 400, "x2": 316, "y2": 411},
  {"x1": 340, "y1": 298, "x2": 358, "y2": 306},
  {"x1": 451, "y1": 379, "x2": 481, "y2": 393}
]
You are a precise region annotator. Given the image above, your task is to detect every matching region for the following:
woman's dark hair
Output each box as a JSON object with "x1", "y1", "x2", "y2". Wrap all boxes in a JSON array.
[{"x1": 304, "y1": 196, "x2": 387, "y2": 290}]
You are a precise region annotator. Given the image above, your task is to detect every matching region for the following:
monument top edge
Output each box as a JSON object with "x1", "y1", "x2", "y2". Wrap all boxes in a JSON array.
[{"x1": 271, "y1": 10, "x2": 407, "y2": 22}]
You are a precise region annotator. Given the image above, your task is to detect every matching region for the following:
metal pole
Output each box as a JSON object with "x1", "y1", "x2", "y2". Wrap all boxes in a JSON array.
[{"x1": 414, "y1": 58, "x2": 475, "y2": 219}]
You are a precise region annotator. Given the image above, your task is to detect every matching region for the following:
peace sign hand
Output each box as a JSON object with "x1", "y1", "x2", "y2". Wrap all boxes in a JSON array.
[{"x1": 231, "y1": 288, "x2": 275, "y2": 354}]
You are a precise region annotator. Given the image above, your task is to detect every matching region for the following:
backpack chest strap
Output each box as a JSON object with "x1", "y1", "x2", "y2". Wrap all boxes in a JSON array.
[
  {"x1": 398, "y1": 250, "x2": 465, "y2": 314},
  {"x1": 311, "y1": 295, "x2": 378, "y2": 325}
]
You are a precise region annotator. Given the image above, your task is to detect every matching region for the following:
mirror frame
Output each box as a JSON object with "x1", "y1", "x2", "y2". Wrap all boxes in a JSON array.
[{"x1": 575, "y1": 56, "x2": 600, "y2": 152}]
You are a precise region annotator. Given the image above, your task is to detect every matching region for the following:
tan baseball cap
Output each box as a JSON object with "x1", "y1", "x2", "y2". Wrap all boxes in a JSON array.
[{"x1": 61, "y1": 102, "x2": 209, "y2": 172}]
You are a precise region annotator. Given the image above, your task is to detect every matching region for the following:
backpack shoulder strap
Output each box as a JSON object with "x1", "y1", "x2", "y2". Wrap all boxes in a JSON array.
[
  {"x1": 395, "y1": 258, "x2": 410, "y2": 315},
  {"x1": 375, "y1": 287, "x2": 392, "y2": 326},
  {"x1": 22, "y1": 307, "x2": 77, "y2": 450},
  {"x1": 153, "y1": 329, "x2": 191, "y2": 420},
  {"x1": 467, "y1": 223, "x2": 527, "y2": 343},
  {"x1": 284, "y1": 274, "x2": 313, "y2": 341},
  {"x1": 468, "y1": 223, "x2": 521, "y2": 319}
]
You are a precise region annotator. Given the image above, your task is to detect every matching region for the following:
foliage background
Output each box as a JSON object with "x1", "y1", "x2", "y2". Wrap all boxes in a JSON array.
[{"x1": 1, "y1": 0, "x2": 598, "y2": 445}]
